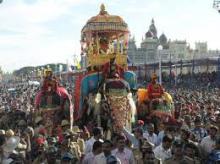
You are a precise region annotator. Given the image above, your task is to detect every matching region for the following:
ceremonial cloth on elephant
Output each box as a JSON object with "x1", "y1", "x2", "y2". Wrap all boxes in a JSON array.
[{"x1": 108, "y1": 95, "x2": 131, "y2": 132}]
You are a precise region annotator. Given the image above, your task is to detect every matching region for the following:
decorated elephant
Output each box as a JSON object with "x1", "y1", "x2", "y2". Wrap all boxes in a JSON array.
[
  {"x1": 78, "y1": 71, "x2": 137, "y2": 134},
  {"x1": 137, "y1": 88, "x2": 174, "y2": 120},
  {"x1": 34, "y1": 71, "x2": 73, "y2": 133}
]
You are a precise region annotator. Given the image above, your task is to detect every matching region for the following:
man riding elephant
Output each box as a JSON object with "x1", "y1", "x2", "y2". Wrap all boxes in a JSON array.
[
  {"x1": 147, "y1": 73, "x2": 164, "y2": 100},
  {"x1": 92, "y1": 58, "x2": 136, "y2": 134},
  {"x1": 146, "y1": 73, "x2": 172, "y2": 119}
]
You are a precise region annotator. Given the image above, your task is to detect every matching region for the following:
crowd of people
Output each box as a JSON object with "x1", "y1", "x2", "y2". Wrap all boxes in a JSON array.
[{"x1": 0, "y1": 71, "x2": 220, "y2": 163}]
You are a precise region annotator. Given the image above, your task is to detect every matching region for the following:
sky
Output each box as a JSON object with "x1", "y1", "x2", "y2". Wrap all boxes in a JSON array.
[{"x1": 0, "y1": 0, "x2": 219, "y2": 72}]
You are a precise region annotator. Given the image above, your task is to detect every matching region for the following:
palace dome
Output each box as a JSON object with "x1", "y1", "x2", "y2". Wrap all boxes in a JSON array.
[
  {"x1": 145, "y1": 30, "x2": 154, "y2": 38},
  {"x1": 159, "y1": 33, "x2": 167, "y2": 45}
]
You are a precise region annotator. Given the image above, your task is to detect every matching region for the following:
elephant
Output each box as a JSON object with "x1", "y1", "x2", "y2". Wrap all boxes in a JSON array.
[
  {"x1": 136, "y1": 88, "x2": 174, "y2": 121},
  {"x1": 34, "y1": 78, "x2": 73, "y2": 134},
  {"x1": 79, "y1": 71, "x2": 137, "y2": 135}
]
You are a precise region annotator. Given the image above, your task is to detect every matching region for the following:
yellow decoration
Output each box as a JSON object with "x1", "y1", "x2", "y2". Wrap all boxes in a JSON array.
[
  {"x1": 162, "y1": 92, "x2": 173, "y2": 104},
  {"x1": 82, "y1": 4, "x2": 128, "y2": 33},
  {"x1": 88, "y1": 43, "x2": 93, "y2": 55},
  {"x1": 87, "y1": 53, "x2": 127, "y2": 68},
  {"x1": 81, "y1": 4, "x2": 129, "y2": 69},
  {"x1": 137, "y1": 89, "x2": 148, "y2": 103},
  {"x1": 96, "y1": 35, "x2": 100, "y2": 55},
  {"x1": 117, "y1": 40, "x2": 120, "y2": 54},
  {"x1": 137, "y1": 88, "x2": 173, "y2": 104},
  {"x1": 43, "y1": 68, "x2": 52, "y2": 77}
]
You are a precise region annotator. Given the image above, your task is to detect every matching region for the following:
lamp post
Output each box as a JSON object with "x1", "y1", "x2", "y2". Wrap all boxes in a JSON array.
[
  {"x1": 158, "y1": 45, "x2": 163, "y2": 85},
  {"x1": 31, "y1": 70, "x2": 33, "y2": 80},
  {"x1": 218, "y1": 55, "x2": 220, "y2": 86},
  {"x1": 169, "y1": 52, "x2": 172, "y2": 85},
  {"x1": 174, "y1": 65, "x2": 177, "y2": 87}
]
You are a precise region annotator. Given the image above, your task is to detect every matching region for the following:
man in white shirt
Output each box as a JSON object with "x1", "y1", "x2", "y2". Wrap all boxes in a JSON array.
[
  {"x1": 94, "y1": 152, "x2": 106, "y2": 164},
  {"x1": 143, "y1": 123, "x2": 157, "y2": 146},
  {"x1": 94, "y1": 140, "x2": 121, "y2": 164},
  {"x1": 154, "y1": 134, "x2": 173, "y2": 162},
  {"x1": 84, "y1": 127, "x2": 103, "y2": 154},
  {"x1": 82, "y1": 140, "x2": 103, "y2": 164},
  {"x1": 156, "y1": 125, "x2": 171, "y2": 146},
  {"x1": 123, "y1": 127, "x2": 144, "y2": 149},
  {"x1": 200, "y1": 125, "x2": 218, "y2": 157},
  {"x1": 112, "y1": 135, "x2": 135, "y2": 164}
]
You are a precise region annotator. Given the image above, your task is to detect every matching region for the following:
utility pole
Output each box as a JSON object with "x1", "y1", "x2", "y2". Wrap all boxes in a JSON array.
[
  {"x1": 158, "y1": 45, "x2": 163, "y2": 85},
  {"x1": 218, "y1": 55, "x2": 220, "y2": 86},
  {"x1": 169, "y1": 52, "x2": 172, "y2": 85}
]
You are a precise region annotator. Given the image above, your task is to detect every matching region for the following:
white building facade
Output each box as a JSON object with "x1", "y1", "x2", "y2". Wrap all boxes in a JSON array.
[{"x1": 128, "y1": 19, "x2": 190, "y2": 65}]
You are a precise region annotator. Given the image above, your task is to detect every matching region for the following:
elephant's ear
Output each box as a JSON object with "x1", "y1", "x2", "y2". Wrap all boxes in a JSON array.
[
  {"x1": 123, "y1": 71, "x2": 137, "y2": 90},
  {"x1": 81, "y1": 76, "x2": 89, "y2": 97},
  {"x1": 81, "y1": 73, "x2": 104, "y2": 96},
  {"x1": 79, "y1": 73, "x2": 104, "y2": 112}
]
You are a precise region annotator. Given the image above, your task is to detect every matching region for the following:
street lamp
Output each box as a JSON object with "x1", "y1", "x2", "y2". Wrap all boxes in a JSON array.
[
  {"x1": 174, "y1": 65, "x2": 177, "y2": 86},
  {"x1": 218, "y1": 55, "x2": 220, "y2": 86},
  {"x1": 157, "y1": 45, "x2": 163, "y2": 85}
]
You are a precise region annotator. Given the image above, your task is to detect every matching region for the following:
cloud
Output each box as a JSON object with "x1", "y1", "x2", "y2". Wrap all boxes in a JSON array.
[
  {"x1": 0, "y1": 0, "x2": 88, "y2": 72},
  {"x1": 0, "y1": 37, "x2": 81, "y2": 72},
  {"x1": 1, "y1": 0, "x2": 91, "y2": 23},
  {"x1": 0, "y1": 0, "x2": 220, "y2": 72}
]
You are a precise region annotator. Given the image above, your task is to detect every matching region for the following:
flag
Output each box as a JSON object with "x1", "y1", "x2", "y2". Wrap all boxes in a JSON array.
[
  {"x1": 76, "y1": 61, "x2": 81, "y2": 69},
  {"x1": 70, "y1": 62, "x2": 81, "y2": 71}
]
